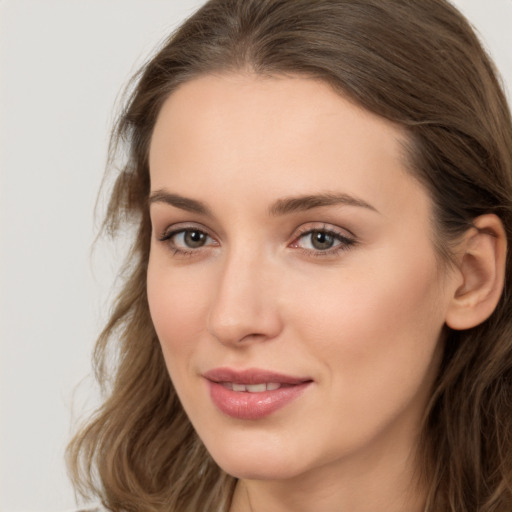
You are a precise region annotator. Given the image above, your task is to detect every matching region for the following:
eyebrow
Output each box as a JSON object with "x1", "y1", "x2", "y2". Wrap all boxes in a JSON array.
[
  {"x1": 148, "y1": 190, "x2": 378, "y2": 217},
  {"x1": 148, "y1": 190, "x2": 212, "y2": 216},
  {"x1": 268, "y1": 193, "x2": 378, "y2": 216}
]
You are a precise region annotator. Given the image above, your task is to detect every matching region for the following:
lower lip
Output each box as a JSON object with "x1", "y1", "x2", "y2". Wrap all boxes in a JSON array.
[{"x1": 207, "y1": 381, "x2": 311, "y2": 420}]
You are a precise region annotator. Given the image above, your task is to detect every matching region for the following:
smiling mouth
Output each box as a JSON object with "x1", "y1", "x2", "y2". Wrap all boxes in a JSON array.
[{"x1": 203, "y1": 368, "x2": 312, "y2": 419}]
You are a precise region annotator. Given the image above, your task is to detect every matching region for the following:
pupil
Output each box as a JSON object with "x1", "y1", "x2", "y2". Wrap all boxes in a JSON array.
[
  {"x1": 312, "y1": 231, "x2": 334, "y2": 250},
  {"x1": 185, "y1": 230, "x2": 206, "y2": 248}
]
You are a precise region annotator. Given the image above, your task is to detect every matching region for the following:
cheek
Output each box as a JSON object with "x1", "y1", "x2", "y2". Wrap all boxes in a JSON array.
[
  {"x1": 290, "y1": 250, "x2": 446, "y2": 430},
  {"x1": 146, "y1": 258, "x2": 211, "y2": 373}
]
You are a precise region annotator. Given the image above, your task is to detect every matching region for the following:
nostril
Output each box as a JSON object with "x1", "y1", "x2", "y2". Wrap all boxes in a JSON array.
[{"x1": 207, "y1": 309, "x2": 282, "y2": 346}]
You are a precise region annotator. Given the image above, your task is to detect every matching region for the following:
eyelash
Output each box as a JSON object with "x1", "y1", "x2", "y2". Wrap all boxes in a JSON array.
[
  {"x1": 290, "y1": 226, "x2": 357, "y2": 257},
  {"x1": 158, "y1": 226, "x2": 217, "y2": 257},
  {"x1": 157, "y1": 224, "x2": 357, "y2": 258}
]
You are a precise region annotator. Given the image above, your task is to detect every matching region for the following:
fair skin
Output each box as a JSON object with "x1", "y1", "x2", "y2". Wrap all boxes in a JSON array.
[{"x1": 146, "y1": 73, "x2": 506, "y2": 512}]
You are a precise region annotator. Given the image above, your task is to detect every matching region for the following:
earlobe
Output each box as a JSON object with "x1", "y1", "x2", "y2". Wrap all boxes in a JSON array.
[{"x1": 445, "y1": 214, "x2": 507, "y2": 331}]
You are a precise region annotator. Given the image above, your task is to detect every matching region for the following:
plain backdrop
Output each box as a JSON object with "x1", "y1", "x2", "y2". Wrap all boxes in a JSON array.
[{"x1": 0, "y1": 1, "x2": 511, "y2": 511}]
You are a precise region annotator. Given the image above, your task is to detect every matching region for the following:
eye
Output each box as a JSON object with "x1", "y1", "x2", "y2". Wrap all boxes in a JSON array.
[
  {"x1": 158, "y1": 226, "x2": 218, "y2": 254},
  {"x1": 305, "y1": 230, "x2": 339, "y2": 250},
  {"x1": 176, "y1": 229, "x2": 209, "y2": 249},
  {"x1": 290, "y1": 226, "x2": 356, "y2": 255}
]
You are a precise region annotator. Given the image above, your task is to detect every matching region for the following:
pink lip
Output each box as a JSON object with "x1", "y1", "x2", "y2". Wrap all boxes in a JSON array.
[{"x1": 203, "y1": 367, "x2": 312, "y2": 420}]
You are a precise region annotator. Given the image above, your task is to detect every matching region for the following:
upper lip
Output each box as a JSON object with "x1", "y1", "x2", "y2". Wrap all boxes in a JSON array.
[{"x1": 203, "y1": 367, "x2": 312, "y2": 385}]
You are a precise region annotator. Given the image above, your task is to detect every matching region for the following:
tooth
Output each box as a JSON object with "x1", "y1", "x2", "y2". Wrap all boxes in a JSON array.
[
  {"x1": 222, "y1": 382, "x2": 233, "y2": 390},
  {"x1": 246, "y1": 383, "x2": 267, "y2": 393},
  {"x1": 232, "y1": 383, "x2": 247, "y2": 392},
  {"x1": 266, "y1": 383, "x2": 281, "y2": 391}
]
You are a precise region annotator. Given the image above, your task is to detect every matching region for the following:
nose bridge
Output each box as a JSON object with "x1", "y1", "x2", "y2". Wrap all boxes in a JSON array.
[{"x1": 207, "y1": 242, "x2": 281, "y2": 345}]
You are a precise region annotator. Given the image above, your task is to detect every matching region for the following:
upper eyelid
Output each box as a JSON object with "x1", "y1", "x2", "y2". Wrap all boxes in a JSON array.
[
  {"x1": 292, "y1": 222, "x2": 356, "y2": 240},
  {"x1": 155, "y1": 220, "x2": 357, "y2": 244},
  {"x1": 159, "y1": 227, "x2": 218, "y2": 254},
  {"x1": 292, "y1": 229, "x2": 356, "y2": 247},
  {"x1": 158, "y1": 222, "x2": 215, "y2": 239}
]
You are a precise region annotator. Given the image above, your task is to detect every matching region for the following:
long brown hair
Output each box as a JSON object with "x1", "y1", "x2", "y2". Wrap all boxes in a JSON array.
[{"x1": 67, "y1": 1, "x2": 512, "y2": 510}]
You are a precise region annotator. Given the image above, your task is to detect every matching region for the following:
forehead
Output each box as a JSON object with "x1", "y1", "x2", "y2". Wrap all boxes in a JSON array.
[{"x1": 148, "y1": 73, "x2": 428, "y2": 219}]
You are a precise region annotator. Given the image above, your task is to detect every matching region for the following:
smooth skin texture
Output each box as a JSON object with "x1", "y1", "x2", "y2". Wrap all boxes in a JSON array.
[{"x1": 147, "y1": 74, "x2": 506, "y2": 512}]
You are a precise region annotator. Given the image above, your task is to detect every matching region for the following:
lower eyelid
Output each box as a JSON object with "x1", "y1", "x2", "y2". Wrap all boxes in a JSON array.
[
  {"x1": 158, "y1": 227, "x2": 220, "y2": 257},
  {"x1": 157, "y1": 224, "x2": 355, "y2": 256}
]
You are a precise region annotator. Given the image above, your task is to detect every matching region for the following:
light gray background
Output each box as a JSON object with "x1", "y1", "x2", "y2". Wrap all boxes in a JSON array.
[{"x1": 0, "y1": 1, "x2": 511, "y2": 511}]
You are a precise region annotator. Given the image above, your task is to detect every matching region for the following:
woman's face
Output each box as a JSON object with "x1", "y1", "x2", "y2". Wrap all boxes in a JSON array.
[{"x1": 147, "y1": 74, "x2": 457, "y2": 482}]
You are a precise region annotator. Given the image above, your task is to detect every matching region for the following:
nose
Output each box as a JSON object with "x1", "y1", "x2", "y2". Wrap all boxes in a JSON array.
[{"x1": 207, "y1": 248, "x2": 283, "y2": 346}]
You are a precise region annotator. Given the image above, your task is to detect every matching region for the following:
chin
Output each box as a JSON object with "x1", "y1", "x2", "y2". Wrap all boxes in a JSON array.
[
  {"x1": 217, "y1": 457, "x2": 303, "y2": 481},
  {"x1": 203, "y1": 432, "x2": 310, "y2": 481}
]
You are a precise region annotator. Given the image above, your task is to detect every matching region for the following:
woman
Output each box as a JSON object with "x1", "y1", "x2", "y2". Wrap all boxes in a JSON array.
[{"x1": 67, "y1": 0, "x2": 512, "y2": 511}]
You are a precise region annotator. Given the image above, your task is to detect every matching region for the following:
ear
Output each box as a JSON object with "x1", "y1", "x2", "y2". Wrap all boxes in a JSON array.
[{"x1": 445, "y1": 214, "x2": 507, "y2": 330}]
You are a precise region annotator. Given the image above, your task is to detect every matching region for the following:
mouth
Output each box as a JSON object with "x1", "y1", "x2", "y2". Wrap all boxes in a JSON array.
[
  {"x1": 203, "y1": 367, "x2": 313, "y2": 420},
  {"x1": 219, "y1": 382, "x2": 290, "y2": 392}
]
